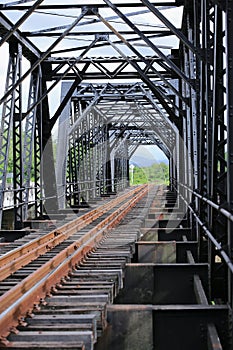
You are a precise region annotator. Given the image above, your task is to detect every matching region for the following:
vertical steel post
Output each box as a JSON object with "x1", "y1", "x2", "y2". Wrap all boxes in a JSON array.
[
  {"x1": 0, "y1": 43, "x2": 21, "y2": 228},
  {"x1": 34, "y1": 116, "x2": 43, "y2": 219},
  {"x1": 198, "y1": 0, "x2": 212, "y2": 265},
  {"x1": 226, "y1": 0, "x2": 233, "y2": 308},
  {"x1": 12, "y1": 44, "x2": 23, "y2": 229},
  {"x1": 210, "y1": 5, "x2": 228, "y2": 301},
  {"x1": 40, "y1": 70, "x2": 58, "y2": 214},
  {"x1": 22, "y1": 67, "x2": 41, "y2": 220},
  {"x1": 105, "y1": 123, "x2": 112, "y2": 194},
  {"x1": 56, "y1": 82, "x2": 72, "y2": 209}
]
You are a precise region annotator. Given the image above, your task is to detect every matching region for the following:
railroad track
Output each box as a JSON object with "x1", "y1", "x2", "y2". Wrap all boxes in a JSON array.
[{"x1": 0, "y1": 184, "x2": 152, "y2": 349}]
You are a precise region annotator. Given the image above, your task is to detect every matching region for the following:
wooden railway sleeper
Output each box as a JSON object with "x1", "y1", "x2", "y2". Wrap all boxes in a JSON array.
[
  {"x1": 0, "y1": 187, "x2": 148, "y2": 304},
  {"x1": 0, "y1": 185, "x2": 146, "y2": 282},
  {"x1": 0, "y1": 186, "x2": 149, "y2": 345},
  {"x1": 1, "y1": 185, "x2": 162, "y2": 350}
]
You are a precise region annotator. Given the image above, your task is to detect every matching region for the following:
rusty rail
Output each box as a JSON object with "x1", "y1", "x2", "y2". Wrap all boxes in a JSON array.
[
  {"x1": 0, "y1": 185, "x2": 146, "y2": 282},
  {"x1": 0, "y1": 185, "x2": 149, "y2": 342}
]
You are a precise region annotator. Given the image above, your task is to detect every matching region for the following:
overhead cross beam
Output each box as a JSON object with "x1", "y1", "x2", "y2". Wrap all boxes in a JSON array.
[
  {"x1": 1, "y1": 3, "x2": 233, "y2": 326},
  {"x1": 101, "y1": 0, "x2": 194, "y2": 88},
  {"x1": 0, "y1": 0, "x2": 44, "y2": 47},
  {"x1": 0, "y1": 2, "x2": 181, "y2": 10},
  {"x1": 0, "y1": 12, "x2": 41, "y2": 59}
]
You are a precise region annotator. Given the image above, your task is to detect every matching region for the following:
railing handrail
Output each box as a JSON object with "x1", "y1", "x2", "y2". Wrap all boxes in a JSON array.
[
  {"x1": 176, "y1": 181, "x2": 233, "y2": 223},
  {"x1": 174, "y1": 182, "x2": 233, "y2": 275}
]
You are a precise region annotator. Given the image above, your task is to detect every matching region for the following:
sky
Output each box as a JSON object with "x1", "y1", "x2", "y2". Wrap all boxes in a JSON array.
[
  {"x1": 0, "y1": 2, "x2": 182, "y2": 97},
  {"x1": 0, "y1": 2, "x2": 182, "y2": 162},
  {"x1": 130, "y1": 145, "x2": 168, "y2": 165}
]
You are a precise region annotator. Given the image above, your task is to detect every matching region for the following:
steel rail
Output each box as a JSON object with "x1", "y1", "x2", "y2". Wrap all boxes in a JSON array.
[
  {"x1": 0, "y1": 185, "x2": 146, "y2": 282},
  {"x1": 0, "y1": 185, "x2": 149, "y2": 340}
]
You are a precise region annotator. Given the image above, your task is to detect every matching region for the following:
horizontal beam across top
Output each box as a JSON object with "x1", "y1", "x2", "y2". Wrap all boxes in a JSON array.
[
  {"x1": 72, "y1": 89, "x2": 172, "y2": 97},
  {"x1": 23, "y1": 30, "x2": 175, "y2": 37},
  {"x1": 46, "y1": 55, "x2": 167, "y2": 63},
  {"x1": 49, "y1": 72, "x2": 172, "y2": 80},
  {"x1": 0, "y1": 2, "x2": 181, "y2": 10}
]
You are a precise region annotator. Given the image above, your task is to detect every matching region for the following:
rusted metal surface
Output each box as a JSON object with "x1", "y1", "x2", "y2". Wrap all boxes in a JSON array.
[
  {"x1": 0, "y1": 184, "x2": 149, "y2": 346},
  {"x1": 98, "y1": 305, "x2": 228, "y2": 350},
  {"x1": 0, "y1": 185, "x2": 145, "y2": 282},
  {"x1": 0, "y1": 185, "x2": 228, "y2": 350},
  {"x1": 207, "y1": 323, "x2": 223, "y2": 350},
  {"x1": 100, "y1": 188, "x2": 226, "y2": 350}
]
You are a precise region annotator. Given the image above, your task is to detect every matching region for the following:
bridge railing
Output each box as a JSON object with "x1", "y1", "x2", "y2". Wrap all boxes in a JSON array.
[
  {"x1": 0, "y1": 186, "x2": 36, "y2": 211},
  {"x1": 174, "y1": 182, "x2": 233, "y2": 276}
]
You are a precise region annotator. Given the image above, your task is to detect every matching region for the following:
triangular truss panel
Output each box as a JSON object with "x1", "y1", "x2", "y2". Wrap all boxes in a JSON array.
[{"x1": 0, "y1": 0, "x2": 233, "y2": 329}]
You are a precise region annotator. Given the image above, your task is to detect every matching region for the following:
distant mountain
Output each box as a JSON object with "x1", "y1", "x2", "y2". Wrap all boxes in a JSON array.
[{"x1": 130, "y1": 155, "x2": 168, "y2": 167}]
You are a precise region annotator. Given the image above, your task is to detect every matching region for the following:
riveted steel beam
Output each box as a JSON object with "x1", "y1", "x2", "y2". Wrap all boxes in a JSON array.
[
  {"x1": 140, "y1": 0, "x2": 198, "y2": 54},
  {"x1": 0, "y1": 2, "x2": 180, "y2": 10},
  {"x1": 101, "y1": 0, "x2": 193, "y2": 88},
  {"x1": 0, "y1": 8, "x2": 88, "y2": 106},
  {"x1": 0, "y1": 13, "x2": 41, "y2": 60},
  {"x1": 0, "y1": 0, "x2": 44, "y2": 47}
]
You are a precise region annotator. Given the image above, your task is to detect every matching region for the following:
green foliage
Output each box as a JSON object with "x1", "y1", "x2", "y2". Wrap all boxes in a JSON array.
[
  {"x1": 131, "y1": 166, "x2": 147, "y2": 184},
  {"x1": 6, "y1": 134, "x2": 58, "y2": 184},
  {"x1": 130, "y1": 162, "x2": 169, "y2": 185}
]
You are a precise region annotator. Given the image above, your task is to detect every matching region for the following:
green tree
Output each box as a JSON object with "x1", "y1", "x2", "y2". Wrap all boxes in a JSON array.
[{"x1": 130, "y1": 162, "x2": 169, "y2": 185}]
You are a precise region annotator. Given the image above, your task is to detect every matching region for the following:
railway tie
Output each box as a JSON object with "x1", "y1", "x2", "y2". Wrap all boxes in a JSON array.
[
  {"x1": 0, "y1": 184, "x2": 153, "y2": 349},
  {"x1": 0, "y1": 185, "x2": 230, "y2": 349}
]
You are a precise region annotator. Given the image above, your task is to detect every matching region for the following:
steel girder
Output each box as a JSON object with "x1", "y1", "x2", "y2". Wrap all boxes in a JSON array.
[
  {"x1": 0, "y1": 0, "x2": 233, "y2": 318},
  {"x1": 177, "y1": 0, "x2": 233, "y2": 309},
  {"x1": 0, "y1": 1, "x2": 194, "y2": 228},
  {"x1": 55, "y1": 81, "x2": 178, "y2": 207},
  {"x1": 226, "y1": 0, "x2": 233, "y2": 309},
  {"x1": 0, "y1": 42, "x2": 22, "y2": 229},
  {"x1": 22, "y1": 67, "x2": 41, "y2": 222}
]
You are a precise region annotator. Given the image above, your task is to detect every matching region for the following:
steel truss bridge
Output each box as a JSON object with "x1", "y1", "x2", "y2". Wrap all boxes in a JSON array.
[{"x1": 0, "y1": 0, "x2": 233, "y2": 348}]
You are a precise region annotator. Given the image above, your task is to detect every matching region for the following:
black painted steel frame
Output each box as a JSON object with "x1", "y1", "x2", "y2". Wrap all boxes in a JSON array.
[{"x1": 0, "y1": 0, "x2": 233, "y2": 345}]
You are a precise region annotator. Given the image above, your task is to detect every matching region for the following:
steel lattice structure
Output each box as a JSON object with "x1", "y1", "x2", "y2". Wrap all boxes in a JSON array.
[{"x1": 0, "y1": 0, "x2": 233, "y2": 343}]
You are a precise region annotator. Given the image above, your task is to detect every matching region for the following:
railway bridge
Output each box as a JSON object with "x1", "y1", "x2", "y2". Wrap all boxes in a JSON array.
[{"x1": 0, "y1": 1, "x2": 233, "y2": 349}]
